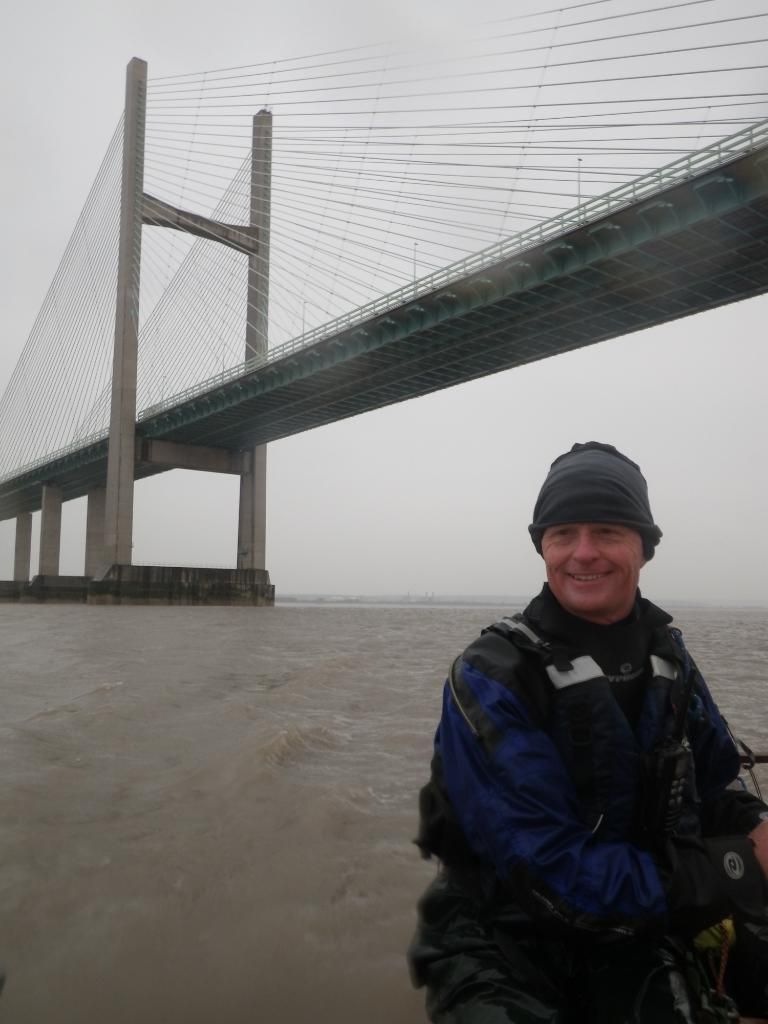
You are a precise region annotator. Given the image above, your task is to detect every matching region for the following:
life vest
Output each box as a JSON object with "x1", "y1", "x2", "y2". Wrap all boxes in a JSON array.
[{"x1": 417, "y1": 615, "x2": 692, "y2": 864}]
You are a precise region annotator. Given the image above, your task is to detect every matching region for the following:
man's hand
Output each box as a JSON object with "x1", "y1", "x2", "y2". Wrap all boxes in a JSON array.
[{"x1": 748, "y1": 819, "x2": 768, "y2": 878}]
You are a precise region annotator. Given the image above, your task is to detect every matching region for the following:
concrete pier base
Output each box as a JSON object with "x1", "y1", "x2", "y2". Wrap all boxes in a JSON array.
[
  {"x1": 0, "y1": 576, "x2": 90, "y2": 603},
  {"x1": 29, "y1": 575, "x2": 91, "y2": 602},
  {"x1": 0, "y1": 566, "x2": 274, "y2": 605},
  {"x1": 90, "y1": 565, "x2": 274, "y2": 605}
]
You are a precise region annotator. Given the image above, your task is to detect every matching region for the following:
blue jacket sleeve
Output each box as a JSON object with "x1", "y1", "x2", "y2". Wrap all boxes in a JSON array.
[
  {"x1": 687, "y1": 671, "x2": 768, "y2": 835},
  {"x1": 439, "y1": 658, "x2": 767, "y2": 938}
]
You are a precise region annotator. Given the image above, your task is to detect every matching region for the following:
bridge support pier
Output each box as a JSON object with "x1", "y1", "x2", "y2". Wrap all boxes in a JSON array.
[
  {"x1": 237, "y1": 445, "x2": 267, "y2": 569},
  {"x1": 13, "y1": 512, "x2": 32, "y2": 582},
  {"x1": 39, "y1": 483, "x2": 62, "y2": 576},
  {"x1": 85, "y1": 487, "x2": 106, "y2": 577}
]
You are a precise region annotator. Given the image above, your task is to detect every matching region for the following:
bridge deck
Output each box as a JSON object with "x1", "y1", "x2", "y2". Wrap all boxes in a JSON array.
[{"x1": 2, "y1": 144, "x2": 768, "y2": 520}]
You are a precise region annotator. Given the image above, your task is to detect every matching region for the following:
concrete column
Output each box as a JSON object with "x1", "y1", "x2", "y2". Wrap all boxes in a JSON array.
[
  {"x1": 238, "y1": 439, "x2": 268, "y2": 569},
  {"x1": 39, "y1": 484, "x2": 62, "y2": 576},
  {"x1": 237, "y1": 446, "x2": 267, "y2": 570},
  {"x1": 238, "y1": 109, "x2": 271, "y2": 570},
  {"x1": 85, "y1": 487, "x2": 106, "y2": 577},
  {"x1": 246, "y1": 109, "x2": 271, "y2": 363},
  {"x1": 13, "y1": 512, "x2": 32, "y2": 582},
  {"x1": 103, "y1": 57, "x2": 147, "y2": 567}
]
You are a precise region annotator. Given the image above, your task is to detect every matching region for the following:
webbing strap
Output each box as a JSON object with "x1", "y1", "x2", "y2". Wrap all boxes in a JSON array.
[
  {"x1": 649, "y1": 654, "x2": 677, "y2": 681},
  {"x1": 546, "y1": 656, "x2": 604, "y2": 690},
  {"x1": 501, "y1": 617, "x2": 548, "y2": 648}
]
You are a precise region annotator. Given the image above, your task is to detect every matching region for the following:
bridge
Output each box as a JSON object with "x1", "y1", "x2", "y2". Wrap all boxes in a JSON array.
[{"x1": 2, "y1": 45, "x2": 768, "y2": 601}]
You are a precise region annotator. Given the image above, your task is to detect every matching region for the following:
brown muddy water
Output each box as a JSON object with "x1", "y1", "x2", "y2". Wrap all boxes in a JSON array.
[{"x1": 0, "y1": 602, "x2": 766, "y2": 1024}]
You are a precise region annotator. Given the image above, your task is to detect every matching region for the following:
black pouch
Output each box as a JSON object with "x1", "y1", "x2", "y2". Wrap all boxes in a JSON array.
[{"x1": 638, "y1": 741, "x2": 692, "y2": 842}]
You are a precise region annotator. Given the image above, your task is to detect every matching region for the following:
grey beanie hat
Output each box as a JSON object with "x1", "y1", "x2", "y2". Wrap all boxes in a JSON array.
[{"x1": 529, "y1": 441, "x2": 662, "y2": 560}]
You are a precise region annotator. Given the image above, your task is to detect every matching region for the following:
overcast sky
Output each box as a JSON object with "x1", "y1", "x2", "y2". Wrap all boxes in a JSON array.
[{"x1": 1, "y1": 0, "x2": 767, "y2": 605}]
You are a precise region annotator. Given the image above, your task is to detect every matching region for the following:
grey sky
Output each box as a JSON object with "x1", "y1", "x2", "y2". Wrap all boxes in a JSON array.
[{"x1": 1, "y1": 0, "x2": 767, "y2": 604}]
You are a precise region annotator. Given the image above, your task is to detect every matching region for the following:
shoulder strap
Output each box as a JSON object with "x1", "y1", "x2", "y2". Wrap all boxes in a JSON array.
[
  {"x1": 481, "y1": 616, "x2": 619, "y2": 834},
  {"x1": 485, "y1": 615, "x2": 604, "y2": 687},
  {"x1": 465, "y1": 617, "x2": 604, "y2": 830},
  {"x1": 665, "y1": 627, "x2": 697, "y2": 744},
  {"x1": 486, "y1": 616, "x2": 550, "y2": 651}
]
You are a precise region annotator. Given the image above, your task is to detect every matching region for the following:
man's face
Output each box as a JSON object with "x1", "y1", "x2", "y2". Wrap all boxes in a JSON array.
[{"x1": 541, "y1": 522, "x2": 646, "y2": 625}]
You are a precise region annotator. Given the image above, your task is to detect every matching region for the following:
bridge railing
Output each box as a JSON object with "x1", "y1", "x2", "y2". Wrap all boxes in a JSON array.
[
  {"x1": 3, "y1": 118, "x2": 766, "y2": 486},
  {"x1": 0, "y1": 427, "x2": 111, "y2": 485},
  {"x1": 144, "y1": 117, "x2": 768, "y2": 416}
]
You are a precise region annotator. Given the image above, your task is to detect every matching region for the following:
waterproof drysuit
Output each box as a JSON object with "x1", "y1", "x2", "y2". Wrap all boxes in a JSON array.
[{"x1": 409, "y1": 586, "x2": 768, "y2": 1022}]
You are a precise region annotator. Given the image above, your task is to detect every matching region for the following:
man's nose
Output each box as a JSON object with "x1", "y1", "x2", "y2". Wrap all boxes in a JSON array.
[{"x1": 572, "y1": 530, "x2": 600, "y2": 560}]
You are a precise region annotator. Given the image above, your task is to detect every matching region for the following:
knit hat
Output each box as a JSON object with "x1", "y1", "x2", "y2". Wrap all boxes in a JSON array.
[{"x1": 528, "y1": 441, "x2": 662, "y2": 560}]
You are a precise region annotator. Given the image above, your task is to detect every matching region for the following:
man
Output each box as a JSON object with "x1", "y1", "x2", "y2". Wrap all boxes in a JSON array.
[{"x1": 409, "y1": 442, "x2": 768, "y2": 1023}]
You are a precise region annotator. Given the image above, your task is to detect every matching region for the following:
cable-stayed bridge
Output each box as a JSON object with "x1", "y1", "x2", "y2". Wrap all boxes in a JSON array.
[
  {"x1": 2, "y1": 19, "x2": 768, "y2": 600},
  {"x1": 4, "y1": 118, "x2": 768, "y2": 509}
]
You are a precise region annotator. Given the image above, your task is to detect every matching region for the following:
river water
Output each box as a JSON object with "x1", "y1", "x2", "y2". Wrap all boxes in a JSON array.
[{"x1": 0, "y1": 602, "x2": 766, "y2": 1023}]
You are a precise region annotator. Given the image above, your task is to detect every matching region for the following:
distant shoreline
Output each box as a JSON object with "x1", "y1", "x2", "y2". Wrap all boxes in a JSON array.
[
  {"x1": 276, "y1": 594, "x2": 768, "y2": 610},
  {"x1": 277, "y1": 595, "x2": 521, "y2": 608}
]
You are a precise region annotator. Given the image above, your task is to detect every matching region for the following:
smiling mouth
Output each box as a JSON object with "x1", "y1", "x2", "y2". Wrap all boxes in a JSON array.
[{"x1": 569, "y1": 573, "x2": 608, "y2": 582}]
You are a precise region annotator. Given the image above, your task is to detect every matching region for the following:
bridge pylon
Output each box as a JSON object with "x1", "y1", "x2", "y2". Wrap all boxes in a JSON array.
[
  {"x1": 238, "y1": 109, "x2": 272, "y2": 572},
  {"x1": 4, "y1": 57, "x2": 274, "y2": 604},
  {"x1": 93, "y1": 59, "x2": 273, "y2": 603},
  {"x1": 102, "y1": 56, "x2": 146, "y2": 570}
]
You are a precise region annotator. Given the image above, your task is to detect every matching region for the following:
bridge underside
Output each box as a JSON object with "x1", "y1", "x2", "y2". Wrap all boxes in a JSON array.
[{"x1": 2, "y1": 146, "x2": 768, "y2": 520}]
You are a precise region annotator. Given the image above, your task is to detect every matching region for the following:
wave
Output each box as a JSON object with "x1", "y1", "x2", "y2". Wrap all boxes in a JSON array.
[{"x1": 260, "y1": 724, "x2": 338, "y2": 768}]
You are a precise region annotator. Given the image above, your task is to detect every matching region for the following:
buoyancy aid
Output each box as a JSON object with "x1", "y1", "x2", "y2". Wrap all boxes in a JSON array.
[
  {"x1": 417, "y1": 613, "x2": 698, "y2": 864},
  {"x1": 412, "y1": 601, "x2": 768, "y2": 992}
]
